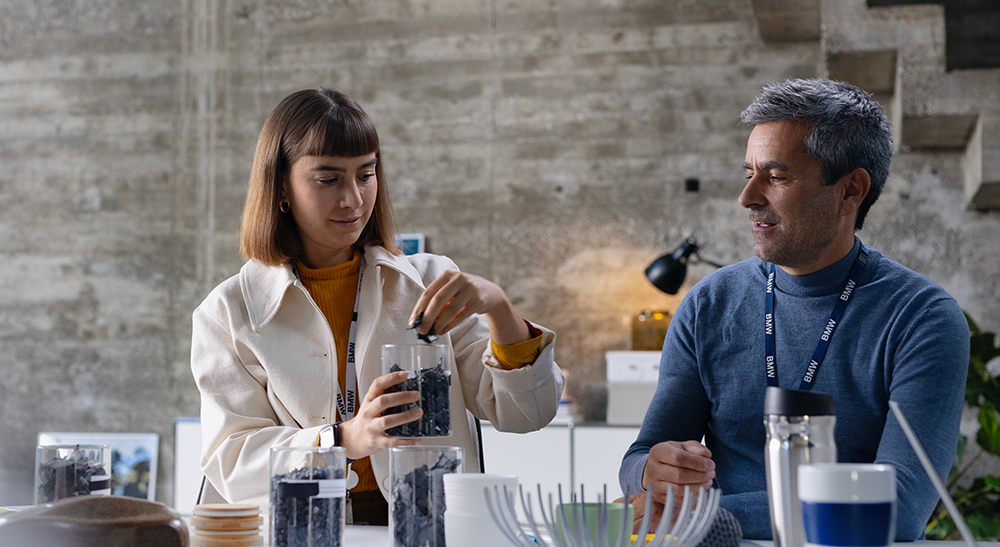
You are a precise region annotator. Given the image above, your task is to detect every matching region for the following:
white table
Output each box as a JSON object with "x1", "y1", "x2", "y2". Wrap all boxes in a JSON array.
[
  {"x1": 2, "y1": 512, "x2": 975, "y2": 547},
  {"x1": 8, "y1": 509, "x2": 975, "y2": 547},
  {"x1": 178, "y1": 512, "x2": 977, "y2": 547},
  {"x1": 743, "y1": 543, "x2": 970, "y2": 547},
  {"x1": 317, "y1": 527, "x2": 974, "y2": 547},
  {"x1": 343, "y1": 525, "x2": 392, "y2": 546}
]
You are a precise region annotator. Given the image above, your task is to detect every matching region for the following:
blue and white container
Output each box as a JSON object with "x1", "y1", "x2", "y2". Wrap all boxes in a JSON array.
[{"x1": 799, "y1": 463, "x2": 897, "y2": 547}]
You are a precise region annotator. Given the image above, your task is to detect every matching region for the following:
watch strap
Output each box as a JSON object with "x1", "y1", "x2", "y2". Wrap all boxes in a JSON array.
[
  {"x1": 318, "y1": 423, "x2": 355, "y2": 464},
  {"x1": 335, "y1": 422, "x2": 355, "y2": 464}
]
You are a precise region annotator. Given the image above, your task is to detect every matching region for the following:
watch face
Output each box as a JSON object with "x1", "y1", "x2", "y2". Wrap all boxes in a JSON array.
[{"x1": 320, "y1": 425, "x2": 335, "y2": 448}]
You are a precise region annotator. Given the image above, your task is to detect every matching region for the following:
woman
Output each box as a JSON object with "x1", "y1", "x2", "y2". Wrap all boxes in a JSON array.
[{"x1": 190, "y1": 87, "x2": 564, "y2": 524}]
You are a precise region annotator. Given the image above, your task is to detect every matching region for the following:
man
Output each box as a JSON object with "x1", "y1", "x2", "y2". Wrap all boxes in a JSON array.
[{"x1": 619, "y1": 79, "x2": 969, "y2": 539}]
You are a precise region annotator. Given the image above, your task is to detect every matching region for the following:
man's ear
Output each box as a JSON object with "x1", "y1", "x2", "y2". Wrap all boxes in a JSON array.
[{"x1": 839, "y1": 168, "x2": 871, "y2": 218}]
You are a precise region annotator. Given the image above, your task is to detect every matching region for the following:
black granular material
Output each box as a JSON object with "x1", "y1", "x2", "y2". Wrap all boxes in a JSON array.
[
  {"x1": 384, "y1": 363, "x2": 451, "y2": 438},
  {"x1": 391, "y1": 453, "x2": 461, "y2": 547},
  {"x1": 37, "y1": 445, "x2": 108, "y2": 503},
  {"x1": 407, "y1": 312, "x2": 439, "y2": 344},
  {"x1": 271, "y1": 465, "x2": 345, "y2": 547}
]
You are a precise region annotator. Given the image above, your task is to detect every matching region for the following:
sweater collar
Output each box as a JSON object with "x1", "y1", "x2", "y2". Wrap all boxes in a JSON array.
[
  {"x1": 771, "y1": 237, "x2": 863, "y2": 298},
  {"x1": 296, "y1": 250, "x2": 362, "y2": 281},
  {"x1": 240, "y1": 245, "x2": 422, "y2": 331}
]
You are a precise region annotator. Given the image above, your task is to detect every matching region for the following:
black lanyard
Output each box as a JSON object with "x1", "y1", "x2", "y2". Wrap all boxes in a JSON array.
[{"x1": 765, "y1": 245, "x2": 868, "y2": 390}]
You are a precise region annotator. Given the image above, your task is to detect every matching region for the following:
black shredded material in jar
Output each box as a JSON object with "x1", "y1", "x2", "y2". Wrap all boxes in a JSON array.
[
  {"x1": 392, "y1": 452, "x2": 461, "y2": 547},
  {"x1": 37, "y1": 445, "x2": 108, "y2": 503},
  {"x1": 271, "y1": 465, "x2": 345, "y2": 547},
  {"x1": 384, "y1": 362, "x2": 451, "y2": 437}
]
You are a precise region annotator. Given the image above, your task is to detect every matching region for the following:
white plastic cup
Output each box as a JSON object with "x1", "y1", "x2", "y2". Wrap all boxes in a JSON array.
[
  {"x1": 798, "y1": 463, "x2": 897, "y2": 547},
  {"x1": 443, "y1": 473, "x2": 518, "y2": 516},
  {"x1": 443, "y1": 474, "x2": 518, "y2": 547}
]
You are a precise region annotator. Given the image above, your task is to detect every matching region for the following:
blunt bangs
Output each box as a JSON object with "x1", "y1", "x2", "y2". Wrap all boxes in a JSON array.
[{"x1": 281, "y1": 94, "x2": 380, "y2": 172}]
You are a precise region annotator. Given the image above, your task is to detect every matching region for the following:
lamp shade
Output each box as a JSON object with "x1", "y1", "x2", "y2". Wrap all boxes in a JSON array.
[{"x1": 645, "y1": 238, "x2": 700, "y2": 294}]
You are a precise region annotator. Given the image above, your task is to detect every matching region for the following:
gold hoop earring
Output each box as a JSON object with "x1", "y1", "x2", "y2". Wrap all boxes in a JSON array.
[{"x1": 279, "y1": 200, "x2": 290, "y2": 213}]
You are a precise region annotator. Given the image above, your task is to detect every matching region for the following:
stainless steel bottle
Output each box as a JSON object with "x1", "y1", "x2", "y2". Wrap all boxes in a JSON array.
[{"x1": 764, "y1": 386, "x2": 837, "y2": 547}]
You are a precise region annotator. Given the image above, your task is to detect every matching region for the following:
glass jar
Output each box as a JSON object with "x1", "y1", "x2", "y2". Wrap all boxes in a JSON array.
[
  {"x1": 35, "y1": 444, "x2": 112, "y2": 504},
  {"x1": 382, "y1": 344, "x2": 452, "y2": 438},
  {"x1": 270, "y1": 446, "x2": 347, "y2": 547},
  {"x1": 631, "y1": 310, "x2": 671, "y2": 351},
  {"x1": 389, "y1": 446, "x2": 463, "y2": 547}
]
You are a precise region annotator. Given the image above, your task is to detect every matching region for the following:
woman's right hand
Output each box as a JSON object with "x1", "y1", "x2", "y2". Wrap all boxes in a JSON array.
[{"x1": 337, "y1": 370, "x2": 423, "y2": 461}]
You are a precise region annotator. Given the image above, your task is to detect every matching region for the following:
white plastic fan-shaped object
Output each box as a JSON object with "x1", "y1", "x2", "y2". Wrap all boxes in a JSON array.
[{"x1": 484, "y1": 482, "x2": 720, "y2": 547}]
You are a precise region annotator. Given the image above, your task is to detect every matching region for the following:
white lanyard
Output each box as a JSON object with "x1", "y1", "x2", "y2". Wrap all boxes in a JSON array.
[{"x1": 334, "y1": 254, "x2": 365, "y2": 422}]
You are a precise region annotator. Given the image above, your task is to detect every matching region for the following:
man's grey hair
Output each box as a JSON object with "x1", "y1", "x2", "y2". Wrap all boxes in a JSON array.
[{"x1": 740, "y1": 78, "x2": 893, "y2": 231}]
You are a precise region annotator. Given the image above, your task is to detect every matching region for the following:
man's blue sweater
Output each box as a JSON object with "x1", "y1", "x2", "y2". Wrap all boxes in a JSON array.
[{"x1": 620, "y1": 238, "x2": 968, "y2": 539}]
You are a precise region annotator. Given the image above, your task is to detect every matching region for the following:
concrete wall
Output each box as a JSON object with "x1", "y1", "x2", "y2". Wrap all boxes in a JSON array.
[{"x1": 0, "y1": 0, "x2": 997, "y2": 507}]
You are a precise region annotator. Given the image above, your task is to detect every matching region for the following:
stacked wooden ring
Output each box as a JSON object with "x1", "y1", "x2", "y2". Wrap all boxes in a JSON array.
[{"x1": 190, "y1": 503, "x2": 263, "y2": 547}]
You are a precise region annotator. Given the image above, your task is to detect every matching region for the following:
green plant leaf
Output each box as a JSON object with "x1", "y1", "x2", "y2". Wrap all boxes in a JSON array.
[
  {"x1": 947, "y1": 434, "x2": 967, "y2": 487},
  {"x1": 926, "y1": 514, "x2": 958, "y2": 541},
  {"x1": 966, "y1": 312, "x2": 979, "y2": 335},
  {"x1": 967, "y1": 513, "x2": 1000, "y2": 540},
  {"x1": 976, "y1": 403, "x2": 1000, "y2": 455},
  {"x1": 963, "y1": 313, "x2": 1000, "y2": 410}
]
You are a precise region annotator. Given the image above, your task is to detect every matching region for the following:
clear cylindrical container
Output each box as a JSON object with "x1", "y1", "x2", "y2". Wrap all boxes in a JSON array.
[
  {"x1": 270, "y1": 446, "x2": 347, "y2": 547},
  {"x1": 389, "y1": 446, "x2": 463, "y2": 547},
  {"x1": 382, "y1": 344, "x2": 452, "y2": 438},
  {"x1": 35, "y1": 444, "x2": 112, "y2": 504}
]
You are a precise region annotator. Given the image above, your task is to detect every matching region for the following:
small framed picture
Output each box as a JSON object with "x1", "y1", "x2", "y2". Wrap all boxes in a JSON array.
[
  {"x1": 396, "y1": 233, "x2": 425, "y2": 255},
  {"x1": 37, "y1": 432, "x2": 159, "y2": 501}
]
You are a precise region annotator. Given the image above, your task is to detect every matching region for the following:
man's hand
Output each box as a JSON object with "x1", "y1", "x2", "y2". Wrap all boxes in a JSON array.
[
  {"x1": 614, "y1": 491, "x2": 665, "y2": 534},
  {"x1": 642, "y1": 440, "x2": 715, "y2": 504},
  {"x1": 618, "y1": 441, "x2": 714, "y2": 532}
]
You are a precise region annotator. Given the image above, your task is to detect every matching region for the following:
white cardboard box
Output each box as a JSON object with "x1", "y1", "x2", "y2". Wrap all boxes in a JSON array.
[{"x1": 606, "y1": 351, "x2": 661, "y2": 425}]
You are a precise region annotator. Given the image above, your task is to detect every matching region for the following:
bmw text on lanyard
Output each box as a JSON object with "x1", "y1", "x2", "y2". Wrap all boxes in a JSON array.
[
  {"x1": 764, "y1": 245, "x2": 868, "y2": 391},
  {"x1": 335, "y1": 255, "x2": 365, "y2": 422}
]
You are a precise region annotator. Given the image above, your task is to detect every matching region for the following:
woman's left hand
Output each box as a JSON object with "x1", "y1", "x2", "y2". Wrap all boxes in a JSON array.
[{"x1": 409, "y1": 270, "x2": 530, "y2": 345}]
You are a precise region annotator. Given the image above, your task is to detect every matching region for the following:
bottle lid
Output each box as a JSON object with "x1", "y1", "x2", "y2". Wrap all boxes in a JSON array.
[{"x1": 763, "y1": 386, "x2": 835, "y2": 416}]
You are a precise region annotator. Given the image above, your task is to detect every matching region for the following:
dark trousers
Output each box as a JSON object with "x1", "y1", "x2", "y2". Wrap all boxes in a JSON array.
[{"x1": 349, "y1": 490, "x2": 388, "y2": 526}]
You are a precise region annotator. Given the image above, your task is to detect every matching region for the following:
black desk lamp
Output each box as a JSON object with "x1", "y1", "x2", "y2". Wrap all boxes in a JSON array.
[{"x1": 645, "y1": 238, "x2": 725, "y2": 294}]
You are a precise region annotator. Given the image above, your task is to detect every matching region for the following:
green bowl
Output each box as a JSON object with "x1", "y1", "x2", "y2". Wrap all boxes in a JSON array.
[{"x1": 554, "y1": 501, "x2": 635, "y2": 547}]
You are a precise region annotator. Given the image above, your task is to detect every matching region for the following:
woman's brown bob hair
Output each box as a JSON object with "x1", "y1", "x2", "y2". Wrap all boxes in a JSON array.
[{"x1": 239, "y1": 87, "x2": 400, "y2": 265}]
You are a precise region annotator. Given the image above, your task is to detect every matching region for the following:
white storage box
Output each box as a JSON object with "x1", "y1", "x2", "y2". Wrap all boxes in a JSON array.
[{"x1": 606, "y1": 351, "x2": 661, "y2": 425}]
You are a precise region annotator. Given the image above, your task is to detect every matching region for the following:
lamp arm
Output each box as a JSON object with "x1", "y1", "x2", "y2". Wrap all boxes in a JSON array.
[{"x1": 693, "y1": 255, "x2": 726, "y2": 269}]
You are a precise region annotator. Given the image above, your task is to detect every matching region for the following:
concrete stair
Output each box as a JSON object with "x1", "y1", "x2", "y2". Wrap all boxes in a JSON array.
[{"x1": 751, "y1": 0, "x2": 1000, "y2": 209}]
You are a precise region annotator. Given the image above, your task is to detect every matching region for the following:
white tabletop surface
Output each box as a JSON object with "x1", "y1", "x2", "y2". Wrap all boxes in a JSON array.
[
  {"x1": 343, "y1": 525, "x2": 393, "y2": 546},
  {"x1": 5, "y1": 509, "x2": 978, "y2": 546},
  {"x1": 273, "y1": 526, "x2": 976, "y2": 547}
]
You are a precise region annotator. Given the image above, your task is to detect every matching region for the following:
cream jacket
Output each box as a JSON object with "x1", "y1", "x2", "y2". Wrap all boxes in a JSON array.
[{"x1": 191, "y1": 245, "x2": 564, "y2": 505}]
